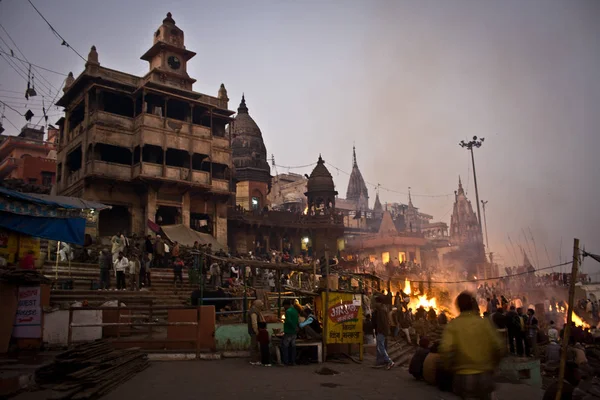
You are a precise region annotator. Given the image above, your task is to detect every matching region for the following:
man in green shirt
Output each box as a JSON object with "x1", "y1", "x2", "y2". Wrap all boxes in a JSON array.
[{"x1": 281, "y1": 299, "x2": 299, "y2": 366}]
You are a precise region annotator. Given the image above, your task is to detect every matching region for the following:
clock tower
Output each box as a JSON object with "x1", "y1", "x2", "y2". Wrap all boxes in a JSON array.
[{"x1": 141, "y1": 12, "x2": 196, "y2": 90}]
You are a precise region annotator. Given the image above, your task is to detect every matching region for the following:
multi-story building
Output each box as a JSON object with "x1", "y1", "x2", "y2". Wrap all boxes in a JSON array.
[
  {"x1": 54, "y1": 13, "x2": 233, "y2": 242},
  {"x1": 0, "y1": 124, "x2": 57, "y2": 191}
]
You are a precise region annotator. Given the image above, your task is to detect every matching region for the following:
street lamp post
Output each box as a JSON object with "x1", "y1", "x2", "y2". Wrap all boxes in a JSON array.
[
  {"x1": 481, "y1": 200, "x2": 490, "y2": 251},
  {"x1": 459, "y1": 136, "x2": 485, "y2": 235}
]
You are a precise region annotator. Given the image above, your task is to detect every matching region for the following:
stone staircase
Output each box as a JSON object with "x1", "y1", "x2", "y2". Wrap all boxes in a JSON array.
[{"x1": 41, "y1": 262, "x2": 197, "y2": 320}]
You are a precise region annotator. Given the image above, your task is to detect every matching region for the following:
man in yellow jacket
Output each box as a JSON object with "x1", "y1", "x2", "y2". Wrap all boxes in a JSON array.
[{"x1": 439, "y1": 291, "x2": 504, "y2": 399}]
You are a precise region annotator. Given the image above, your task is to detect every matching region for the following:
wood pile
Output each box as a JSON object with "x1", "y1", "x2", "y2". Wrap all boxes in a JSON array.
[{"x1": 36, "y1": 340, "x2": 148, "y2": 399}]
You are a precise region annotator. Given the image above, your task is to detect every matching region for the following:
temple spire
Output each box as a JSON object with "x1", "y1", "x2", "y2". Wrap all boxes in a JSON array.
[
  {"x1": 458, "y1": 176, "x2": 464, "y2": 195},
  {"x1": 408, "y1": 187, "x2": 413, "y2": 207},
  {"x1": 352, "y1": 145, "x2": 357, "y2": 167},
  {"x1": 237, "y1": 93, "x2": 248, "y2": 114}
]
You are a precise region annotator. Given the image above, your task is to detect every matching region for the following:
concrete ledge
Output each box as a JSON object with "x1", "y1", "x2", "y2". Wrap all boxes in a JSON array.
[{"x1": 222, "y1": 351, "x2": 250, "y2": 358}]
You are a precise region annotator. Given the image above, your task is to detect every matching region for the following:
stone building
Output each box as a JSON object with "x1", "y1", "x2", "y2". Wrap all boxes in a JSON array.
[
  {"x1": 268, "y1": 172, "x2": 306, "y2": 212},
  {"x1": 449, "y1": 177, "x2": 483, "y2": 247},
  {"x1": 228, "y1": 154, "x2": 343, "y2": 257},
  {"x1": 345, "y1": 146, "x2": 369, "y2": 212},
  {"x1": 54, "y1": 13, "x2": 233, "y2": 243},
  {"x1": 0, "y1": 124, "x2": 57, "y2": 192},
  {"x1": 231, "y1": 95, "x2": 270, "y2": 211}
]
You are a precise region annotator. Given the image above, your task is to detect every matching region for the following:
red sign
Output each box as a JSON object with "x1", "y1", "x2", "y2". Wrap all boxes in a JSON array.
[{"x1": 328, "y1": 301, "x2": 359, "y2": 324}]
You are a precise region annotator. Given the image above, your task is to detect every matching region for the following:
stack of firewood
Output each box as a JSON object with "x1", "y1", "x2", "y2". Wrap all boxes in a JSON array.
[{"x1": 36, "y1": 340, "x2": 148, "y2": 399}]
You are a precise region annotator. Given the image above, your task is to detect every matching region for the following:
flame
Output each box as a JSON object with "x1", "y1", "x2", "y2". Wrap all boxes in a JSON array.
[
  {"x1": 548, "y1": 304, "x2": 552, "y2": 312},
  {"x1": 570, "y1": 310, "x2": 590, "y2": 329},
  {"x1": 303, "y1": 206, "x2": 308, "y2": 215},
  {"x1": 403, "y1": 278, "x2": 411, "y2": 296},
  {"x1": 409, "y1": 295, "x2": 437, "y2": 311}
]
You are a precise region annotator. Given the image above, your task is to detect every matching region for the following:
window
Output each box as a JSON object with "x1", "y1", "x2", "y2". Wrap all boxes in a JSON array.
[
  {"x1": 382, "y1": 252, "x2": 390, "y2": 264},
  {"x1": 398, "y1": 252, "x2": 406, "y2": 263},
  {"x1": 41, "y1": 172, "x2": 54, "y2": 187},
  {"x1": 251, "y1": 197, "x2": 259, "y2": 210}
]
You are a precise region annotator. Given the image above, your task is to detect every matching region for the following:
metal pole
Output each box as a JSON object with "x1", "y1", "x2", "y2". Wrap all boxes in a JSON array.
[
  {"x1": 323, "y1": 246, "x2": 330, "y2": 363},
  {"x1": 481, "y1": 200, "x2": 490, "y2": 251},
  {"x1": 242, "y1": 265, "x2": 247, "y2": 323},
  {"x1": 470, "y1": 148, "x2": 483, "y2": 234},
  {"x1": 277, "y1": 270, "x2": 282, "y2": 319},
  {"x1": 200, "y1": 253, "x2": 204, "y2": 306},
  {"x1": 556, "y1": 238, "x2": 579, "y2": 400}
]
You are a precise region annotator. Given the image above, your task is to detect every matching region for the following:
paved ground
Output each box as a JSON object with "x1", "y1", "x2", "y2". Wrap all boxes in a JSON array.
[
  {"x1": 103, "y1": 359, "x2": 543, "y2": 400},
  {"x1": 14, "y1": 358, "x2": 545, "y2": 400}
]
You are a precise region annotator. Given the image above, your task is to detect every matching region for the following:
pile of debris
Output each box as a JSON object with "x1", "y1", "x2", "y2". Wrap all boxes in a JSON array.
[
  {"x1": 36, "y1": 340, "x2": 148, "y2": 399},
  {"x1": 0, "y1": 268, "x2": 51, "y2": 284}
]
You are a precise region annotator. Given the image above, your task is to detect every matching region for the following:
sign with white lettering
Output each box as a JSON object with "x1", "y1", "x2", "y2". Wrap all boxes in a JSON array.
[
  {"x1": 323, "y1": 291, "x2": 363, "y2": 344},
  {"x1": 13, "y1": 286, "x2": 42, "y2": 338}
]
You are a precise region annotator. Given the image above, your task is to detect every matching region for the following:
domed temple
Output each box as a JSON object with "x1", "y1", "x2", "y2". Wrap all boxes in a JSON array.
[{"x1": 231, "y1": 95, "x2": 271, "y2": 211}]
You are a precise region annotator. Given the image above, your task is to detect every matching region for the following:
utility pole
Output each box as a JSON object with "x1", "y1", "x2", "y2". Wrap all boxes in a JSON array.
[
  {"x1": 481, "y1": 200, "x2": 490, "y2": 251},
  {"x1": 322, "y1": 244, "x2": 330, "y2": 363},
  {"x1": 459, "y1": 136, "x2": 484, "y2": 234},
  {"x1": 556, "y1": 238, "x2": 579, "y2": 400}
]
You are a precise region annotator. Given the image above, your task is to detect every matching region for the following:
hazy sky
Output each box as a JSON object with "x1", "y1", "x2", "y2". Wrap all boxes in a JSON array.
[{"x1": 1, "y1": 0, "x2": 599, "y2": 273}]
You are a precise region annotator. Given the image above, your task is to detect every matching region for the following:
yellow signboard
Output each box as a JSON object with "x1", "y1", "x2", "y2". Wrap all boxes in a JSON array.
[
  {"x1": 18, "y1": 235, "x2": 40, "y2": 259},
  {"x1": 322, "y1": 291, "x2": 363, "y2": 344},
  {"x1": 0, "y1": 229, "x2": 41, "y2": 264}
]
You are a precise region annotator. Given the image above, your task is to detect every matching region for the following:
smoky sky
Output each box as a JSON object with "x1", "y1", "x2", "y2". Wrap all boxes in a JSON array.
[{"x1": 1, "y1": 0, "x2": 599, "y2": 274}]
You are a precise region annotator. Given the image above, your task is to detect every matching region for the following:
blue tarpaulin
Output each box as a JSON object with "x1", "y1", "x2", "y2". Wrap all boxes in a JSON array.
[{"x1": 0, "y1": 211, "x2": 86, "y2": 245}]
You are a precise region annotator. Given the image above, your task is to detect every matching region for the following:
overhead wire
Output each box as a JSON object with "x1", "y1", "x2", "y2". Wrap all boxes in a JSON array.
[
  {"x1": 0, "y1": 43, "x2": 55, "y2": 99},
  {"x1": 27, "y1": 0, "x2": 87, "y2": 62},
  {"x1": 0, "y1": 22, "x2": 64, "y2": 94},
  {"x1": 0, "y1": 49, "x2": 67, "y2": 76}
]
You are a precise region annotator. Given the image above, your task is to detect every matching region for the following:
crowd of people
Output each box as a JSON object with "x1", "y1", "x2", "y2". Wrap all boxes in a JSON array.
[{"x1": 246, "y1": 298, "x2": 322, "y2": 367}]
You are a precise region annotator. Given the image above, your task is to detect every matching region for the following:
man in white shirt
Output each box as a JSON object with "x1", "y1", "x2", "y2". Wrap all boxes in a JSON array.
[
  {"x1": 113, "y1": 252, "x2": 129, "y2": 290},
  {"x1": 547, "y1": 320, "x2": 559, "y2": 343}
]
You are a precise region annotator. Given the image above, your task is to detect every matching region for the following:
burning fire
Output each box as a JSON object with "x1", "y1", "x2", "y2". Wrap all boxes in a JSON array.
[
  {"x1": 403, "y1": 278, "x2": 411, "y2": 296},
  {"x1": 571, "y1": 312, "x2": 590, "y2": 329},
  {"x1": 548, "y1": 302, "x2": 590, "y2": 329},
  {"x1": 402, "y1": 279, "x2": 439, "y2": 313}
]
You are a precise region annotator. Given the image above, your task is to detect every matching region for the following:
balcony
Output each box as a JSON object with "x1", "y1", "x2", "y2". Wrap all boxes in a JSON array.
[
  {"x1": 137, "y1": 162, "x2": 162, "y2": 178},
  {"x1": 65, "y1": 168, "x2": 83, "y2": 186},
  {"x1": 87, "y1": 161, "x2": 131, "y2": 180},
  {"x1": 90, "y1": 111, "x2": 134, "y2": 131},
  {"x1": 67, "y1": 123, "x2": 84, "y2": 143},
  {"x1": 212, "y1": 178, "x2": 229, "y2": 192},
  {"x1": 0, "y1": 157, "x2": 18, "y2": 178},
  {"x1": 135, "y1": 113, "x2": 163, "y2": 130},
  {"x1": 212, "y1": 136, "x2": 229, "y2": 149},
  {"x1": 191, "y1": 170, "x2": 209, "y2": 185},
  {"x1": 165, "y1": 166, "x2": 191, "y2": 181},
  {"x1": 192, "y1": 124, "x2": 211, "y2": 138}
]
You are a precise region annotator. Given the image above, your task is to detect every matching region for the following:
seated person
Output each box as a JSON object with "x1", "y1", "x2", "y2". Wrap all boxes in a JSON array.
[
  {"x1": 424, "y1": 342, "x2": 453, "y2": 392},
  {"x1": 299, "y1": 305, "x2": 322, "y2": 340},
  {"x1": 409, "y1": 337, "x2": 430, "y2": 380},
  {"x1": 543, "y1": 361, "x2": 584, "y2": 400}
]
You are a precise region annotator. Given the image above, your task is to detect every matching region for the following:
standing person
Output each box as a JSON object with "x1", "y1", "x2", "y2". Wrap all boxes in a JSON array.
[
  {"x1": 128, "y1": 255, "x2": 140, "y2": 291},
  {"x1": 547, "y1": 320, "x2": 559, "y2": 343},
  {"x1": 144, "y1": 235, "x2": 154, "y2": 267},
  {"x1": 111, "y1": 232, "x2": 122, "y2": 262},
  {"x1": 173, "y1": 257, "x2": 184, "y2": 288},
  {"x1": 374, "y1": 296, "x2": 395, "y2": 369},
  {"x1": 491, "y1": 294, "x2": 499, "y2": 313},
  {"x1": 516, "y1": 307, "x2": 528, "y2": 356},
  {"x1": 99, "y1": 249, "x2": 112, "y2": 290},
  {"x1": 171, "y1": 241, "x2": 180, "y2": 263},
  {"x1": 139, "y1": 253, "x2": 148, "y2": 288},
  {"x1": 247, "y1": 299, "x2": 265, "y2": 366},
  {"x1": 527, "y1": 309, "x2": 539, "y2": 357},
  {"x1": 281, "y1": 299, "x2": 299, "y2": 366},
  {"x1": 113, "y1": 252, "x2": 129, "y2": 290},
  {"x1": 154, "y1": 235, "x2": 165, "y2": 268},
  {"x1": 19, "y1": 250, "x2": 35, "y2": 270},
  {"x1": 505, "y1": 306, "x2": 520, "y2": 355},
  {"x1": 209, "y1": 261, "x2": 221, "y2": 287},
  {"x1": 439, "y1": 292, "x2": 504, "y2": 400},
  {"x1": 268, "y1": 271, "x2": 276, "y2": 292},
  {"x1": 363, "y1": 314, "x2": 375, "y2": 345},
  {"x1": 257, "y1": 321, "x2": 271, "y2": 367}
]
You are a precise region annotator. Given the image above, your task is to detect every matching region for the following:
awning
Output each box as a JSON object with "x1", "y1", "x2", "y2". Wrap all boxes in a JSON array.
[
  {"x1": 160, "y1": 224, "x2": 225, "y2": 251},
  {"x1": 0, "y1": 187, "x2": 109, "y2": 210},
  {"x1": 0, "y1": 211, "x2": 86, "y2": 244}
]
